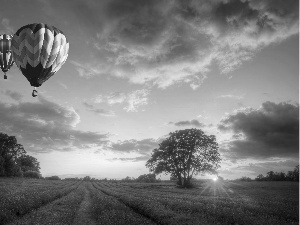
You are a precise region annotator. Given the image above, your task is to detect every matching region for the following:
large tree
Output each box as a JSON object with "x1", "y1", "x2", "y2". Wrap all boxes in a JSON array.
[
  {"x1": 0, "y1": 133, "x2": 26, "y2": 176},
  {"x1": 146, "y1": 129, "x2": 221, "y2": 187},
  {"x1": 17, "y1": 155, "x2": 41, "y2": 173}
]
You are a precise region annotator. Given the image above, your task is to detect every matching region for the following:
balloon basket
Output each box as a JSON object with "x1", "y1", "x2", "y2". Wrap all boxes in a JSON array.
[
  {"x1": 4, "y1": 74, "x2": 7, "y2": 79},
  {"x1": 32, "y1": 89, "x2": 38, "y2": 97}
]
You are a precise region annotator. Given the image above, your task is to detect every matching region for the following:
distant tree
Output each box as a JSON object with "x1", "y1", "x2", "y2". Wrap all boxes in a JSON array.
[
  {"x1": 122, "y1": 176, "x2": 135, "y2": 182},
  {"x1": 255, "y1": 174, "x2": 265, "y2": 181},
  {"x1": 83, "y1": 176, "x2": 91, "y2": 181},
  {"x1": 45, "y1": 176, "x2": 61, "y2": 180},
  {"x1": 136, "y1": 173, "x2": 158, "y2": 183},
  {"x1": 217, "y1": 175, "x2": 224, "y2": 181},
  {"x1": 286, "y1": 171, "x2": 294, "y2": 181},
  {"x1": 15, "y1": 167, "x2": 23, "y2": 178},
  {"x1": 266, "y1": 171, "x2": 275, "y2": 181},
  {"x1": 256, "y1": 165, "x2": 299, "y2": 182},
  {"x1": 239, "y1": 176, "x2": 252, "y2": 181},
  {"x1": 17, "y1": 155, "x2": 40, "y2": 173},
  {"x1": 292, "y1": 165, "x2": 299, "y2": 181},
  {"x1": 272, "y1": 172, "x2": 286, "y2": 181},
  {"x1": 146, "y1": 129, "x2": 221, "y2": 188},
  {"x1": 0, "y1": 133, "x2": 26, "y2": 176},
  {"x1": 24, "y1": 170, "x2": 40, "y2": 179},
  {"x1": 170, "y1": 175, "x2": 177, "y2": 181}
]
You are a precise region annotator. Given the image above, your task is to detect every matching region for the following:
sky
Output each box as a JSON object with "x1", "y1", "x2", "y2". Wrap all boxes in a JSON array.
[{"x1": 0, "y1": 0, "x2": 298, "y2": 180}]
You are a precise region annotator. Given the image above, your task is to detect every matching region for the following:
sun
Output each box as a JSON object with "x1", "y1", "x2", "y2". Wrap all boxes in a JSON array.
[{"x1": 212, "y1": 177, "x2": 218, "y2": 181}]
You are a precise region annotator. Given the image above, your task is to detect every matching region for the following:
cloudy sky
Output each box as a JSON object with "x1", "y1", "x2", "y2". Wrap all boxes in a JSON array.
[{"x1": 0, "y1": 0, "x2": 298, "y2": 180}]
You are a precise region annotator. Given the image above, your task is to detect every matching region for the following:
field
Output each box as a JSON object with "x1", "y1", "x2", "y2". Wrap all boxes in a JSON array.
[{"x1": 0, "y1": 178, "x2": 298, "y2": 225}]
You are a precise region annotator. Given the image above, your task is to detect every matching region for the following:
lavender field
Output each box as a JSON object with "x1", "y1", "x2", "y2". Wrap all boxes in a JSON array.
[{"x1": 0, "y1": 178, "x2": 298, "y2": 225}]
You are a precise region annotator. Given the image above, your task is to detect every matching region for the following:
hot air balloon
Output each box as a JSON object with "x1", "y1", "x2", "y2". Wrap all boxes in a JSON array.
[
  {"x1": 11, "y1": 23, "x2": 69, "y2": 97},
  {"x1": 0, "y1": 34, "x2": 14, "y2": 79}
]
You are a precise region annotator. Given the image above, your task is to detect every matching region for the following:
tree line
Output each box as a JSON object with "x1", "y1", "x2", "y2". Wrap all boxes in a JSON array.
[
  {"x1": 122, "y1": 173, "x2": 161, "y2": 183},
  {"x1": 0, "y1": 132, "x2": 41, "y2": 178},
  {"x1": 255, "y1": 165, "x2": 299, "y2": 181}
]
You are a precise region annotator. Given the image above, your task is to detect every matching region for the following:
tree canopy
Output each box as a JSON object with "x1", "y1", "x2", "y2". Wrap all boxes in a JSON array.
[
  {"x1": 17, "y1": 155, "x2": 41, "y2": 173},
  {"x1": 146, "y1": 128, "x2": 221, "y2": 187},
  {"x1": 255, "y1": 165, "x2": 299, "y2": 181},
  {"x1": 0, "y1": 132, "x2": 41, "y2": 177}
]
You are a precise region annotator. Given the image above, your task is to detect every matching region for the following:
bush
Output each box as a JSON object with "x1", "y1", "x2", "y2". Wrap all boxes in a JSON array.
[
  {"x1": 239, "y1": 176, "x2": 252, "y2": 181},
  {"x1": 217, "y1": 176, "x2": 224, "y2": 181},
  {"x1": 83, "y1": 176, "x2": 91, "y2": 181},
  {"x1": 23, "y1": 170, "x2": 40, "y2": 179},
  {"x1": 45, "y1": 176, "x2": 61, "y2": 180},
  {"x1": 136, "y1": 174, "x2": 158, "y2": 183},
  {"x1": 15, "y1": 167, "x2": 23, "y2": 178}
]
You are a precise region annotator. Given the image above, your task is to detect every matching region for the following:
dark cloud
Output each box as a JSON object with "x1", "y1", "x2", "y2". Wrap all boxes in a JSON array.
[
  {"x1": 53, "y1": 0, "x2": 298, "y2": 88},
  {"x1": 219, "y1": 159, "x2": 299, "y2": 179},
  {"x1": 0, "y1": 95, "x2": 109, "y2": 153},
  {"x1": 108, "y1": 138, "x2": 158, "y2": 162},
  {"x1": 218, "y1": 101, "x2": 299, "y2": 160},
  {"x1": 83, "y1": 101, "x2": 94, "y2": 109},
  {"x1": 2, "y1": 90, "x2": 23, "y2": 101},
  {"x1": 110, "y1": 138, "x2": 158, "y2": 154},
  {"x1": 82, "y1": 101, "x2": 115, "y2": 116},
  {"x1": 109, "y1": 155, "x2": 150, "y2": 162},
  {"x1": 169, "y1": 119, "x2": 205, "y2": 127}
]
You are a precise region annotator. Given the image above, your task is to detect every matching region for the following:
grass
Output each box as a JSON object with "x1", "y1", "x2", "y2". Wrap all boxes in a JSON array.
[
  {"x1": 7, "y1": 183, "x2": 85, "y2": 225},
  {"x1": 0, "y1": 178, "x2": 81, "y2": 224},
  {"x1": 0, "y1": 178, "x2": 298, "y2": 225},
  {"x1": 89, "y1": 182, "x2": 156, "y2": 224},
  {"x1": 93, "y1": 180, "x2": 299, "y2": 225}
]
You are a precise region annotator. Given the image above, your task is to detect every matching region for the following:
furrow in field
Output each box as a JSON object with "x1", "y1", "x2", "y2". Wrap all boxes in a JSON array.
[
  {"x1": 92, "y1": 181, "x2": 201, "y2": 225},
  {"x1": 89, "y1": 182, "x2": 157, "y2": 225},
  {"x1": 72, "y1": 182, "x2": 97, "y2": 225},
  {"x1": 94, "y1": 181, "x2": 299, "y2": 225},
  {"x1": 7, "y1": 183, "x2": 85, "y2": 225},
  {"x1": 0, "y1": 181, "x2": 82, "y2": 224}
]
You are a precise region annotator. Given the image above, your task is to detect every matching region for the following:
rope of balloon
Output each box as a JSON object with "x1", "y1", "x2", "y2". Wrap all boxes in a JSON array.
[{"x1": 0, "y1": 23, "x2": 69, "y2": 97}]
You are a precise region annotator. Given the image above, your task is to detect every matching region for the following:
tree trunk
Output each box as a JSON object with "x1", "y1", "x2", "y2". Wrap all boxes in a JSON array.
[
  {"x1": 183, "y1": 177, "x2": 191, "y2": 188},
  {"x1": 177, "y1": 173, "x2": 182, "y2": 186}
]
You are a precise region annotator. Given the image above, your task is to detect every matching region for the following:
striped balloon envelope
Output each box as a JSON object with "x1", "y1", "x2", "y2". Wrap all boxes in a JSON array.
[
  {"x1": 0, "y1": 34, "x2": 14, "y2": 79},
  {"x1": 11, "y1": 23, "x2": 69, "y2": 96}
]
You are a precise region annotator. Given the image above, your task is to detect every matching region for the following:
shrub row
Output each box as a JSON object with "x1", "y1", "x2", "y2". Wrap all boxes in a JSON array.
[{"x1": 0, "y1": 181, "x2": 81, "y2": 224}]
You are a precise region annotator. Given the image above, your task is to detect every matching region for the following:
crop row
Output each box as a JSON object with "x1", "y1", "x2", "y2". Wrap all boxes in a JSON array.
[
  {"x1": 0, "y1": 179, "x2": 76, "y2": 196},
  {"x1": 88, "y1": 182, "x2": 156, "y2": 224},
  {"x1": 0, "y1": 180, "x2": 82, "y2": 224},
  {"x1": 93, "y1": 181, "x2": 298, "y2": 225},
  {"x1": 93, "y1": 181, "x2": 209, "y2": 225},
  {"x1": 7, "y1": 183, "x2": 86, "y2": 225}
]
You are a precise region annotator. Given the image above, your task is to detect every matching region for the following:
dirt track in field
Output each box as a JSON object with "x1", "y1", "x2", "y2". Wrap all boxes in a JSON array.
[{"x1": 73, "y1": 184, "x2": 97, "y2": 225}]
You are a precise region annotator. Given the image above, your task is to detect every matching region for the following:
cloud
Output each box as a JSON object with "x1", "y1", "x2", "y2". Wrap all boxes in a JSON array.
[
  {"x1": 94, "y1": 92, "x2": 127, "y2": 105},
  {"x1": 217, "y1": 94, "x2": 244, "y2": 100},
  {"x1": 0, "y1": 18, "x2": 14, "y2": 34},
  {"x1": 2, "y1": 90, "x2": 23, "y2": 101},
  {"x1": 0, "y1": 95, "x2": 109, "y2": 153},
  {"x1": 82, "y1": 101, "x2": 115, "y2": 116},
  {"x1": 108, "y1": 138, "x2": 158, "y2": 161},
  {"x1": 64, "y1": 0, "x2": 298, "y2": 89},
  {"x1": 169, "y1": 119, "x2": 206, "y2": 127},
  {"x1": 218, "y1": 101, "x2": 299, "y2": 160},
  {"x1": 110, "y1": 155, "x2": 150, "y2": 162},
  {"x1": 70, "y1": 61, "x2": 105, "y2": 79},
  {"x1": 123, "y1": 89, "x2": 150, "y2": 112},
  {"x1": 93, "y1": 89, "x2": 150, "y2": 112},
  {"x1": 219, "y1": 159, "x2": 299, "y2": 179},
  {"x1": 57, "y1": 81, "x2": 68, "y2": 90},
  {"x1": 110, "y1": 138, "x2": 158, "y2": 154}
]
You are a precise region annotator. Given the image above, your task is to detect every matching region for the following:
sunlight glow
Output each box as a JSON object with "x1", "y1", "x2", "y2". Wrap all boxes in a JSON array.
[{"x1": 212, "y1": 177, "x2": 218, "y2": 181}]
